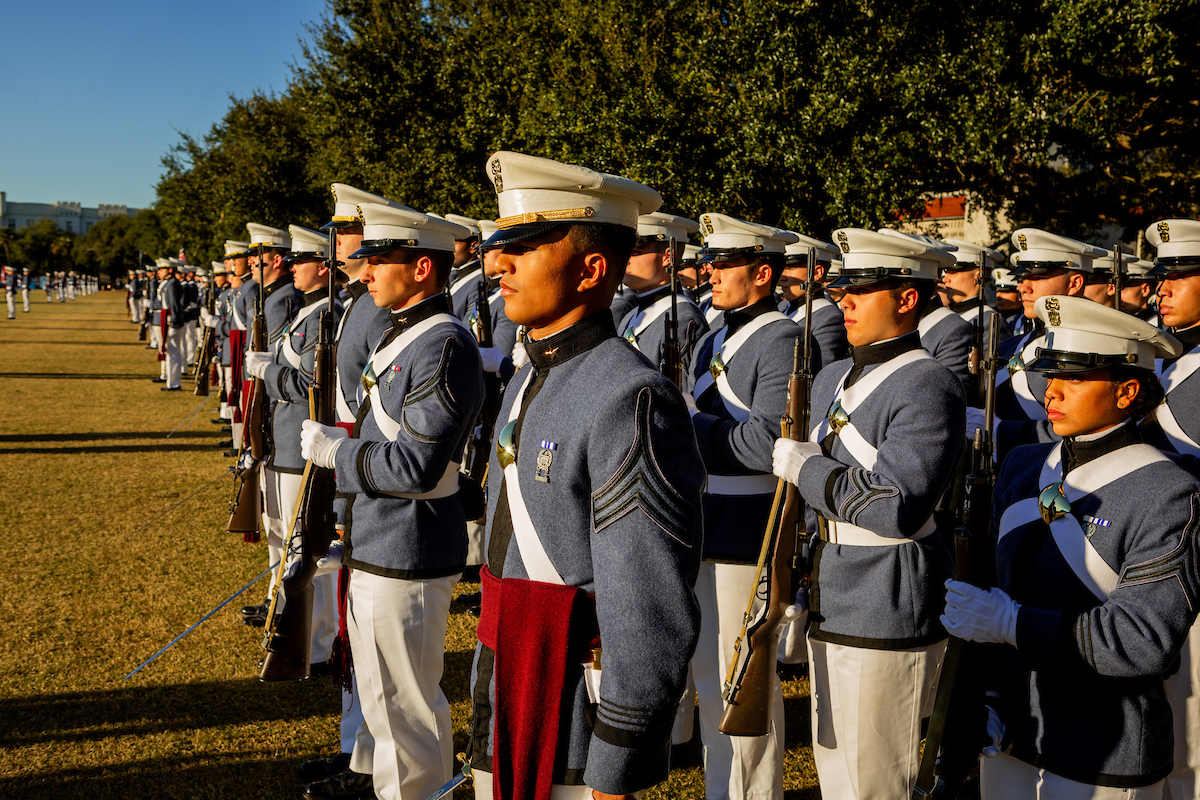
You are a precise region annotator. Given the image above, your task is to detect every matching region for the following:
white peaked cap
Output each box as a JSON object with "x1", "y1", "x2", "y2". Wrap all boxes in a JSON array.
[
  {"x1": 1127, "y1": 259, "x2": 1155, "y2": 279},
  {"x1": 355, "y1": 203, "x2": 469, "y2": 255},
  {"x1": 478, "y1": 220, "x2": 498, "y2": 240},
  {"x1": 831, "y1": 227, "x2": 956, "y2": 282},
  {"x1": 1145, "y1": 219, "x2": 1200, "y2": 264},
  {"x1": 328, "y1": 184, "x2": 404, "y2": 227},
  {"x1": 287, "y1": 225, "x2": 330, "y2": 259},
  {"x1": 211, "y1": 262, "x2": 227, "y2": 274},
  {"x1": 224, "y1": 240, "x2": 249, "y2": 257},
  {"x1": 1011, "y1": 228, "x2": 1106, "y2": 273},
  {"x1": 784, "y1": 232, "x2": 841, "y2": 264},
  {"x1": 155, "y1": 258, "x2": 171, "y2": 268},
  {"x1": 879, "y1": 228, "x2": 957, "y2": 254},
  {"x1": 1090, "y1": 248, "x2": 1138, "y2": 274},
  {"x1": 444, "y1": 214, "x2": 482, "y2": 239},
  {"x1": 682, "y1": 243, "x2": 702, "y2": 262},
  {"x1": 486, "y1": 151, "x2": 662, "y2": 237},
  {"x1": 637, "y1": 212, "x2": 699, "y2": 242},
  {"x1": 992, "y1": 267, "x2": 1019, "y2": 289},
  {"x1": 698, "y1": 213, "x2": 798, "y2": 254},
  {"x1": 1030, "y1": 294, "x2": 1180, "y2": 373},
  {"x1": 943, "y1": 238, "x2": 1004, "y2": 267},
  {"x1": 246, "y1": 223, "x2": 291, "y2": 250},
  {"x1": 168, "y1": 258, "x2": 183, "y2": 268}
]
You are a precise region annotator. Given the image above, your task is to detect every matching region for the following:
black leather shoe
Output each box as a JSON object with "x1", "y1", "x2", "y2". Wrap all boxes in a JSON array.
[
  {"x1": 298, "y1": 753, "x2": 351, "y2": 784},
  {"x1": 161, "y1": 386, "x2": 181, "y2": 392},
  {"x1": 243, "y1": 614, "x2": 266, "y2": 628},
  {"x1": 221, "y1": 425, "x2": 232, "y2": 433},
  {"x1": 211, "y1": 418, "x2": 226, "y2": 424},
  {"x1": 151, "y1": 377, "x2": 167, "y2": 383},
  {"x1": 217, "y1": 440, "x2": 233, "y2": 448},
  {"x1": 468, "y1": 604, "x2": 481, "y2": 618},
  {"x1": 241, "y1": 602, "x2": 267, "y2": 616},
  {"x1": 303, "y1": 769, "x2": 374, "y2": 800},
  {"x1": 221, "y1": 449, "x2": 238, "y2": 458},
  {"x1": 458, "y1": 591, "x2": 481, "y2": 606}
]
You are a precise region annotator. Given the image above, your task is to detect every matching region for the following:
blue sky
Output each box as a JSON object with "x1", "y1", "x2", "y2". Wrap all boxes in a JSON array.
[{"x1": 0, "y1": 0, "x2": 326, "y2": 210}]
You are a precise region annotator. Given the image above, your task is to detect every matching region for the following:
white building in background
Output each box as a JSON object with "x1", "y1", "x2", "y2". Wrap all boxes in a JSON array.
[
  {"x1": 0, "y1": 192, "x2": 138, "y2": 235},
  {"x1": 897, "y1": 191, "x2": 1009, "y2": 247}
]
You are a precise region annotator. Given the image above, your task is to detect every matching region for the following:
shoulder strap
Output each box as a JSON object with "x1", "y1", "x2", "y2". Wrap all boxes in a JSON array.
[{"x1": 918, "y1": 306, "x2": 956, "y2": 336}]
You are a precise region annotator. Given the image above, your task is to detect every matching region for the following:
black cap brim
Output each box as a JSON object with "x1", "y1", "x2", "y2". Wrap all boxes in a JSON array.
[
  {"x1": 1026, "y1": 348, "x2": 1141, "y2": 375},
  {"x1": 319, "y1": 220, "x2": 359, "y2": 231},
  {"x1": 482, "y1": 222, "x2": 564, "y2": 250},
  {"x1": 348, "y1": 240, "x2": 408, "y2": 259}
]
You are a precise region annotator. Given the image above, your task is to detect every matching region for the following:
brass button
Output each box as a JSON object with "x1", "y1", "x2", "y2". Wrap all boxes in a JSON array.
[
  {"x1": 828, "y1": 400, "x2": 849, "y2": 435},
  {"x1": 1038, "y1": 481, "x2": 1071, "y2": 525},
  {"x1": 497, "y1": 420, "x2": 518, "y2": 469}
]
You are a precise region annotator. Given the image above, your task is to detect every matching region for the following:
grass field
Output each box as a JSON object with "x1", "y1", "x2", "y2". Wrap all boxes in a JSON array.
[{"x1": 0, "y1": 291, "x2": 818, "y2": 799}]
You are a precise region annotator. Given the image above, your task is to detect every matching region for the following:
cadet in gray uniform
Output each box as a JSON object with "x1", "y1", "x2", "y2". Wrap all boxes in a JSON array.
[
  {"x1": 939, "y1": 239, "x2": 1013, "y2": 357},
  {"x1": 686, "y1": 213, "x2": 804, "y2": 800},
  {"x1": 944, "y1": 295, "x2": 1200, "y2": 800},
  {"x1": 241, "y1": 224, "x2": 304, "y2": 618},
  {"x1": 1144, "y1": 219, "x2": 1200, "y2": 800},
  {"x1": 1121, "y1": 258, "x2": 1159, "y2": 323},
  {"x1": 22, "y1": 268, "x2": 32, "y2": 313},
  {"x1": 3, "y1": 266, "x2": 15, "y2": 319},
  {"x1": 777, "y1": 233, "x2": 849, "y2": 368},
  {"x1": 159, "y1": 261, "x2": 187, "y2": 391},
  {"x1": 245, "y1": 225, "x2": 343, "y2": 667},
  {"x1": 464, "y1": 152, "x2": 703, "y2": 800},
  {"x1": 984, "y1": 230, "x2": 1107, "y2": 463},
  {"x1": 617, "y1": 212, "x2": 707, "y2": 375},
  {"x1": 300, "y1": 203, "x2": 482, "y2": 800},
  {"x1": 229, "y1": 243, "x2": 260, "y2": 452},
  {"x1": 295, "y1": 183, "x2": 399, "y2": 795},
  {"x1": 773, "y1": 228, "x2": 965, "y2": 800}
]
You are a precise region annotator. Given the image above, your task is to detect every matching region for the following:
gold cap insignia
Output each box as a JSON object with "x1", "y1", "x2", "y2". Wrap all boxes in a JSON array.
[
  {"x1": 1017, "y1": 233, "x2": 1028, "y2": 251},
  {"x1": 1158, "y1": 221, "x2": 1170, "y2": 243}
]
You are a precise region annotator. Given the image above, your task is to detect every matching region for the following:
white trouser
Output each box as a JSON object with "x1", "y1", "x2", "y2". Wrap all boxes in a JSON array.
[
  {"x1": 348, "y1": 569, "x2": 457, "y2": 800},
  {"x1": 672, "y1": 666, "x2": 697, "y2": 745},
  {"x1": 22, "y1": 289, "x2": 30, "y2": 312},
  {"x1": 808, "y1": 637, "x2": 946, "y2": 800},
  {"x1": 778, "y1": 615, "x2": 810, "y2": 665},
  {"x1": 465, "y1": 519, "x2": 486, "y2": 567},
  {"x1": 261, "y1": 467, "x2": 337, "y2": 661},
  {"x1": 164, "y1": 326, "x2": 185, "y2": 388},
  {"x1": 150, "y1": 321, "x2": 162, "y2": 349},
  {"x1": 184, "y1": 320, "x2": 198, "y2": 363},
  {"x1": 982, "y1": 752, "x2": 1164, "y2": 800},
  {"x1": 472, "y1": 769, "x2": 647, "y2": 799},
  {"x1": 262, "y1": 467, "x2": 302, "y2": 600},
  {"x1": 1163, "y1": 619, "x2": 1200, "y2": 800},
  {"x1": 690, "y1": 561, "x2": 784, "y2": 800},
  {"x1": 6, "y1": 292, "x2": 14, "y2": 318},
  {"x1": 221, "y1": 366, "x2": 234, "y2": 419},
  {"x1": 343, "y1": 670, "x2": 372, "y2": 757}
]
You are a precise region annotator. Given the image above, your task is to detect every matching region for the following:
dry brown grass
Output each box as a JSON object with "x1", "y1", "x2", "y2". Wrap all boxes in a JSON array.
[{"x1": 0, "y1": 293, "x2": 818, "y2": 798}]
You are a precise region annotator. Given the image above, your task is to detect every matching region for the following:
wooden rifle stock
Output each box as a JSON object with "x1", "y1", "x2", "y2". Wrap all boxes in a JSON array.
[
  {"x1": 227, "y1": 461, "x2": 262, "y2": 535},
  {"x1": 193, "y1": 274, "x2": 218, "y2": 396},
  {"x1": 912, "y1": 313, "x2": 1000, "y2": 799}
]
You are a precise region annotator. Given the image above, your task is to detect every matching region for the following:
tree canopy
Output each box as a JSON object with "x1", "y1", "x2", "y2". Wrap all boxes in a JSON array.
[{"x1": 152, "y1": 0, "x2": 1200, "y2": 264}]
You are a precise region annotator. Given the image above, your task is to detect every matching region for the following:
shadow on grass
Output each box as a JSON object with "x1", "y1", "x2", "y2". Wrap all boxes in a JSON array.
[
  {"x1": 0, "y1": 372, "x2": 157, "y2": 380},
  {"x1": 0, "y1": 431, "x2": 226, "y2": 443},
  {"x1": 0, "y1": 444, "x2": 229, "y2": 454},
  {"x1": 0, "y1": 678, "x2": 339, "y2": 749},
  {"x1": 0, "y1": 749, "x2": 314, "y2": 799},
  {"x1": 12, "y1": 340, "x2": 151, "y2": 346}
]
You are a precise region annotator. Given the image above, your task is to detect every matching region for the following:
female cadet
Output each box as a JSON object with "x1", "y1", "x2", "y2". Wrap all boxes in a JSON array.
[{"x1": 943, "y1": 294, "x2": 1200, "y2": 798}]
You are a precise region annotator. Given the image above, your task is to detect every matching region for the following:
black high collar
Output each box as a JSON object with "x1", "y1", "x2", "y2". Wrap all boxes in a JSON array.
[
  {"x1": 949, "y1": 296, "x2": 983, "y2": 315},
  {"x1": 1173, "y1": 322, "x2": 1200, "y2": 350},
  {"x1": 526, "y1": 311, "x2": 616, "y2": 372},
  {"x1": 263, "y1": 277, "x2": 291, "y2": 298},
  {"x1": 1063, "y1": 422, "x2": 1141, "y2": 475},
  {"x1": 634, "y1": 284, "x2": 673, "y2": 310},
  {"x1": 722, "y1": 296, "x2": 779, "y2": 336},
  {"x1": 346, "y1": 279, "x2": 370, "y2": 302},
  {"x1": 851, "y1": 330, "x2": 923, "y2": 369},
  {"x1": 303, "y1": 288, "x2": 328, "y2": 307},
  {"x1": 387, "y1": 293, "x2": 451, "y2": 334}
]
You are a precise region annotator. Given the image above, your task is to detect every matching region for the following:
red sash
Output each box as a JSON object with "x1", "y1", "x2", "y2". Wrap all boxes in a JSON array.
[{"x1": 477, "y1": 566, "x2": 598, "y2": 800}]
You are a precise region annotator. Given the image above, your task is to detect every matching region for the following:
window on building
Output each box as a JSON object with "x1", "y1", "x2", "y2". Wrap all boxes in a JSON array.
[
  {"x1": 6, "y1": 220, "x2": 14, "y2": 230},
  {"x1": 66, "y1": 221, "x2": 73, "y2": 232}
]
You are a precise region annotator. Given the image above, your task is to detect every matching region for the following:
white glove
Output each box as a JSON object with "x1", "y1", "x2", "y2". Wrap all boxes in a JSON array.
[
  {"x1": 479, "y1": 345, "x2": 506, "y2": 374},
  {"x1": 511, "y1": 341, "x2": 529, "y2": 371},
  {"x1": 205, "y1": 314, "x2": 219, "y2": 329},
  {"x1": 772, "y1": 439, "x2": 823, "y2": 486},
  {"x1": 682, "y1": 392, "x2": 699, "y2": 417},
  {"x1": 244, "y1": 350, "x2": 273, "y2": 379},
  {"x1": 238, "y1": 451, "x2": 257, "y2": 471},
  {"x1": 200, "y1": 308, "x2": 213, "y2": 326},
  {"x1": 314, "y1": 539, "x2": 345, "y2": 576},
  {"x1": 301, "y1": 419, "x2": 348, "y2": 469},
  {"x1": 941, "y1": 579, "x2": 1020, "y2": 645},
  {"x1": 983, "y1": 705, "x2": 1005, "y2": 758}
]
